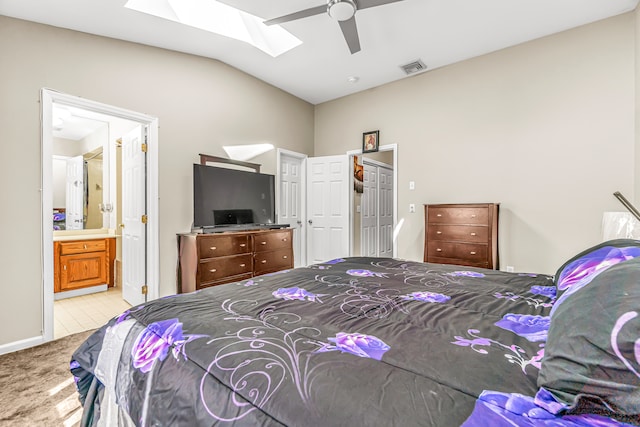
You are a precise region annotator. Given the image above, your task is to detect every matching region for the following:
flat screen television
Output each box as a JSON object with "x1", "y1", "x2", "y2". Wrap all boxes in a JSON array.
[{"x1": 193, "y1": 164, "x2": 276, "y2": 230}]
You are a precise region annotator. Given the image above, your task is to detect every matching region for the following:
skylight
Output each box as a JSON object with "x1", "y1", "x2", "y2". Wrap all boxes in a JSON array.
[{"x1": 124, "y1": 0, "x2": 302, "y2": 57}]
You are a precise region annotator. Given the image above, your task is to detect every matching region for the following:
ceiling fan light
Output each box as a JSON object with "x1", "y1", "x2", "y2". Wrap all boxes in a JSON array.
[{"x1": 327, "y1": 0, "x2": 356, "y2": 21}]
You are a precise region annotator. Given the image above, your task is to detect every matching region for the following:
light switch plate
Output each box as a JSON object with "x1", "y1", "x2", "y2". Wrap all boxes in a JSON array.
[{"x1": 409, "y1": 203, "x2": 415, "y2": 213}]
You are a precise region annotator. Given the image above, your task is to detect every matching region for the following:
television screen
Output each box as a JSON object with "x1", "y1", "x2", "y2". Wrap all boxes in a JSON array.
[{"x1": 193, "y1": 164, "x2": 276, "y2": 229}]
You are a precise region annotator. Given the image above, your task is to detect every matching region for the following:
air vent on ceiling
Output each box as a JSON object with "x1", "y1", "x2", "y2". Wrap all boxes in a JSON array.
[{"x1": 400, "y1": 59, "x2": 427, "y2": 76}]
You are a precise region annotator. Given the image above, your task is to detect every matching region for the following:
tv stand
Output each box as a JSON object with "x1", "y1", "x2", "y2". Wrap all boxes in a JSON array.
[{"x1": 177, "y1": 228, "x2": 293, "y2": 293}]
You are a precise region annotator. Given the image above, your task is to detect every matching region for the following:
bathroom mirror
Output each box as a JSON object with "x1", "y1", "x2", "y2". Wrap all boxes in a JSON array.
[{"x1": 51, "y1": 104, "x2": 110, "y2": 231}]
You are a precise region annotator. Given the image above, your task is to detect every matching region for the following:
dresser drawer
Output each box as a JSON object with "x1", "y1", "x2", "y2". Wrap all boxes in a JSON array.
[
  {"x1": 199, "y1": 234, "x2": 251, "y2": 259},
  {"x1": 427, "y1": 225, "x2": 488, "y2": 243},
  {"x1": 199, "y1": 254, "x2": 253, "y2": 283},
  {"x1": 427, "y1": 207, "x2": 488, "y2": 225},
  {"x1": 254, "y1": 249, "x2": 293, "y2": 275},
  {"x1": 427, "y1": 241, "x2": 487, "y2": 263},
  {"x1": 253, "y1": 231, "x2": 292, "y2": 253},
  {"x1": 427, "y1": 256, "x2": 489, "y2": 269},
  {"x1": 60, "y1": 239, "x2": 106, "y2": 255}
]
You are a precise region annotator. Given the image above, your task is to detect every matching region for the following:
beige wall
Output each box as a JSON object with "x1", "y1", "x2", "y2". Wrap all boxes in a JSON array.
[
  {"x1": 316, "y1": 13, "x2": 636, "y2": 274},
  {"x1": 636, "y1": 7, "x2": 640, "y2": 205},
  {"x1": 0, "y1": 16, "x2": 314, "y2": 346}
]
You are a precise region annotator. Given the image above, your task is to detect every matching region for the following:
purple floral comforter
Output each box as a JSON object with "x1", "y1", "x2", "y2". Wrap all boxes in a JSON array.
[{"x1": 70, "y1": 257, "x2": 631, "y2": 426}]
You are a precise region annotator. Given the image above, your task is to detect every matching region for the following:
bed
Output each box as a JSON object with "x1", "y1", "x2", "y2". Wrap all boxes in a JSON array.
[{"x1": 70, "y1": 239, "x2": 640, "y2": 426}]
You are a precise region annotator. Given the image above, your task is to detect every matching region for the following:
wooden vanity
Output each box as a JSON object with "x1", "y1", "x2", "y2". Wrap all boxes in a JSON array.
[{"x1": 53, "y1": 236, "x2": 116, "y2": 293}]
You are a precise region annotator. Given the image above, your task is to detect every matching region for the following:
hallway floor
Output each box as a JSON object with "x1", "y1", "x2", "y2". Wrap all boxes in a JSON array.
[{"x1": 54, "y1": 286, "x2": 131, "y2": 339}]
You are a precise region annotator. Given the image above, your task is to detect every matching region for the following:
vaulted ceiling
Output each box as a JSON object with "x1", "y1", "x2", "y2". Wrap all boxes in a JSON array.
[{"x1": 1, "y1": 0, "x2": 637, "y2": 104}]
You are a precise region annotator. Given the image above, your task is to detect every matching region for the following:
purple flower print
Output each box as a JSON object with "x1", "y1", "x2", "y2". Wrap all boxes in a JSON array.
[
  {"x1": 552, "y1": 246, "x2": 640, "y2": 314},
  {"x1": 448, "y1": 271, "x2": 485, "y2": 278},
  {"x1": 529, "y1": 286, "x2": 556, "y2": 299},
  {"x1": 272, "y1": 287, "x2": 323, "y2": 302},
  {"x1": 346, "y1": 269, "x2": 386, "y2": 278},
  {"x1": 495, "y1": 313, "x2": 550, "y2": 342},
  {"x1": 534, "y1": 387, "x2": 567, "y2": 414},
  {"x1": 114, "y1": 305, "x2": 146, "y2": 325},
  {"x1": 318, "y1": 332, "x2": 390, "y2": 361},
  {"x1": 325, "y1": 258, "x2": 345, "y2": 264},
  {"x1": 132, "y1": 319, "x2": 183, "y2": 373},
  {"x1": 402, "y1": 291, "x2": 451, "y2": 303},
  {"x1": 557, "y1": 246, "x2": 640, "y2": 292},
  {"x1": 241, "y1": 279, "x2": 257, "y2": 287},
  {"x1": 463, "y1": 390, "x2": 633, "y2": 427},
  {"x1": 131, "y1": 318, "x2": 205, "y2": 374}
]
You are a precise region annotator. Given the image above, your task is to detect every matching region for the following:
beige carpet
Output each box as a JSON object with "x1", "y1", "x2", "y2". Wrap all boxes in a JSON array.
[{"x1": 0, "y1": 330, "x2": 96, "y2": 426}]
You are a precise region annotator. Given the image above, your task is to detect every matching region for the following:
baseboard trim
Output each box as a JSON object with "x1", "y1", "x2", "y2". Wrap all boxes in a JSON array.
[
  {"x1": 54, "y1": 284, "x2": 108, "y2": 300},
  {"x1": 0, "y1": 335, "x2": 45, "y2": 356}
]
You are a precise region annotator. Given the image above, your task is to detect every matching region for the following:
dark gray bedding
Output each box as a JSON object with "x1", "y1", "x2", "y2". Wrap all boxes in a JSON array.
[{"x1": 70, "y1": 257, "x2": 635, "y2": 426}]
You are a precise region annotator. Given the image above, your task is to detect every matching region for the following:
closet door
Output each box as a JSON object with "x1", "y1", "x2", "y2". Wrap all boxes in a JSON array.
[
  {"x1": 361, "y1": 160, "x2": 394, "y2": 258},
  {"x1": 378, "y1": 165, "x2": 394, "y2": 257},
  {"x1": 361, "y1": 165, "x2": 378, "y2": 257}
]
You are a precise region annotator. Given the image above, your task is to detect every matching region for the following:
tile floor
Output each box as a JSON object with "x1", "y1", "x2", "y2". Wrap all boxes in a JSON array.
[{"x1": 54, "y1": 286, "x2": 131, "y2": 339}]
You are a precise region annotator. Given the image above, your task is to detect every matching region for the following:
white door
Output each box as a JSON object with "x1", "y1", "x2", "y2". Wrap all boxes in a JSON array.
[
  {"x1": 278, "y1": 152, "x2": 306, "y2": 267},
  {"x1": 306, "y1": 155, "x2": 350, "y2": 264},
  {"x1": 65, "y1": 156, "x2": 84, "y2": 230},
  {"x1": 361, "y1": 164, "x2": 378, "y2": 257},
  {"x1": 121, "y1": 125, "x2": 147, "y2": 306},
  {"x1": 378, "y1": 164, "x2": 394, "y2": 257}
]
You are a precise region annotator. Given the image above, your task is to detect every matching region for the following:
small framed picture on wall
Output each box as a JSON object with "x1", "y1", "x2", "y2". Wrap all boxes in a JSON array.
[{"x1": 362, "y1": 130, "x2": 379, "y2": 153}]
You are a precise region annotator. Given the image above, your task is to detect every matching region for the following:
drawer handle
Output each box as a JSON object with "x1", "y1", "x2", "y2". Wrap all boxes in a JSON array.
[
  {"x1": 436, "y1": 214, "x2": 442, "y2": 217},
  {"x1": 282, "y1": 238, "x2": 287, "y2": 242},
  {"x1": 471, "y1": 215, "x2": 477, "y2": 218},
  {"x1": 261, "y1": 241, "x2": 267, "y2": 245},
  {"x1": 239, "y1": 264, "x2": 245, "y2": 267},
  {"x1": 470, "y1": 232, "x2": 477, "y2": 236},
  {"x1": 283, "y1": 255, "x2": 288, "y2": 259},
  {"x1": 261, "y1": 260, "x2": 267, "y2": 264},
  {"x1": 436, "y1": 231, "x2": 442, "y2": 234},
  {"x1": 470, "y1": 251, "x2": 477, "y2": 255},
  {"x1": 436, "y1": 248, "x2": 442, "y2": 252},
  {"x1": 210, "y1": 246, "x2": 217, "y2": 250},
  {"x1": 83, "y1": 244, "x2": 87, "y2": 249},
  {"x1": 210, "y1": 268, "x2": 217, "y2": 273},
  {"x1": 239, "y1": 244, "x2": 246, "y2": 247}
]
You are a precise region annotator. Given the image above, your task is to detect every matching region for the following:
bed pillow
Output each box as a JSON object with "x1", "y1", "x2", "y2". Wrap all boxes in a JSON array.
[
  {"x1": 552, "y1": 239, "x2": 640, "y2": 313},
  {"x1": 537, "y1": 256, "x2": 640, "y2": 419}
]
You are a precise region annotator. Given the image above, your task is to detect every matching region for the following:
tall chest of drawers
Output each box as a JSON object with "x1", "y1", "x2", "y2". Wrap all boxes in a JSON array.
[
  {"x1": 423, "y1": 203, "x2": 499, "y2": 269},
  {"x1": 177, "y1": 228, "x2": 293, "y2": 293}
]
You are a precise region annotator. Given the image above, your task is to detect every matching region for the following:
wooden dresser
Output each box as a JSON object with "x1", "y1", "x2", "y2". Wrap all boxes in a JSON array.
[
  {"x1": 177, "y1": 228, "x2": 293, "y2": 293},
  {"x1": 423, "y1": 203, "x2": 499, "y2": 269},
  {"x1": 53, "y1": 237, "x2": 116, "y2": 293}
]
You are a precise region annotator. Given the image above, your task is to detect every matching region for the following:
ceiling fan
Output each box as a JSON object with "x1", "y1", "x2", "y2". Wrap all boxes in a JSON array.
[{"x1": 263, "y1": 0, "x2": 408, "y2": 54}]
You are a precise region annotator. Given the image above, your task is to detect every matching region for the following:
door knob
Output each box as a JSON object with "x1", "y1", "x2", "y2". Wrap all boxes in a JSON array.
[
  {"x1": 308, "y1": 220, "x2": 313, "y2": 225},
  {"x1": 119, "y1": 223, "x2": 125, "y2": 229},
  {"x1": 297, "y1": 220, "x2": 302, "y2": 225}
]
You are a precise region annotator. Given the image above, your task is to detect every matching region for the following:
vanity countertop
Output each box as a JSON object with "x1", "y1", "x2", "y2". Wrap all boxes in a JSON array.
[{"x1": 53, "y1": 233, "x2": 117, "y2": 242}]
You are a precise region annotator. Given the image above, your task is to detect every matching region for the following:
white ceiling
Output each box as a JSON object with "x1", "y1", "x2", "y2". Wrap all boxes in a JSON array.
[{"x1": 1, "y1": 0, "x2": 638, "y2": 104}]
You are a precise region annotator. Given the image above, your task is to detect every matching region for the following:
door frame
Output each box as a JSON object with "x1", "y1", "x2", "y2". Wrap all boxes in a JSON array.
[
  {"x1": 347, "y1": 144, "x2": 398, "y2": 257},
  {"x1": 276, "y1": 148, "x2": 307, "y2": 267},
  {"x1": 41, "y1": 88, "x2": 159, "y2": 343}
]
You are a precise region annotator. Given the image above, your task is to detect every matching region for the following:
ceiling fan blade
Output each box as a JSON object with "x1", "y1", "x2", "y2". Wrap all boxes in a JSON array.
[
  {"x1": 357, "y1": 0, "x2": 406, "y2": 10},
  {"x1": 338, "y1": 17, "x2": 361, "y2": 54},
  {"x1": 263, "y1": 5, "x2": 327, "y2": 26}
]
